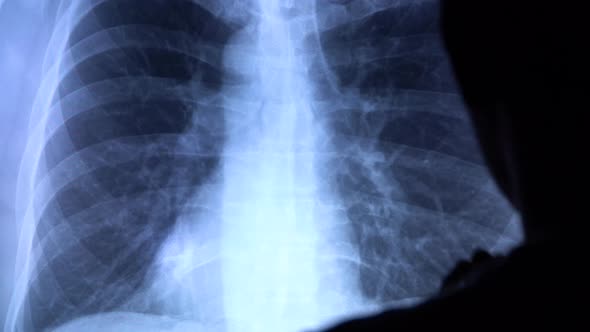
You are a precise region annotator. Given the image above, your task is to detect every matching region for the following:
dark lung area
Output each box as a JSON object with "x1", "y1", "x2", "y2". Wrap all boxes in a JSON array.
[
  {"x1": 378, "y1": 112, "x2": 483, "y2": 164},
  {"x1": 27, "y1": 1, "x2": 236, "y2": 330},
  {"x1": 318, "y1": 1, "x2": 457, "y2": 95},
  {"x1": 68, "y1": 0, "x2": 234, "y2": 46},
  {"x1": 314, "y1": 0, "x2": 516, "y2": 306}
]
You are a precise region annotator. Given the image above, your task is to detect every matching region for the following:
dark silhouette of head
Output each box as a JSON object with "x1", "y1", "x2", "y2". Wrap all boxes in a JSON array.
[{"x1": 441, "y1": 1, "x2": 586, "y2": 245}]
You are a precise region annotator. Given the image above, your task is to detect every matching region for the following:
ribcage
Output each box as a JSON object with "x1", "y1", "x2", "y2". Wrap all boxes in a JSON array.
[
  {"x1": 22, "y1": 1, "x2": 239, "y2": 330},
  {"x1": 9, "y1": 1, "x2": 523, "y2": 331},
  {"x1": 308, "y1": 0, "x2": 518, "y2": 305}
]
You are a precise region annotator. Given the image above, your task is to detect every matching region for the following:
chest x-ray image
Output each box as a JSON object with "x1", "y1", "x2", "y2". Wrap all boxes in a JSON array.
[{"x1": 0, "y1": 1, "x2": 522, "y2": 331}]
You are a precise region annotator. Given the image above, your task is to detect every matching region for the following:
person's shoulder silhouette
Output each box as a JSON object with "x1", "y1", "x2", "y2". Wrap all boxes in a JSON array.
[{"x1": 323, "y1": 1, "x2": 588, "y2": 331}]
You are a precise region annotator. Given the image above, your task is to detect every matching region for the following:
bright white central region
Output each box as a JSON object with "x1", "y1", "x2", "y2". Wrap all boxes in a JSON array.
[{"x1": 219, "y1": 1, "x2": 359, "y2": 331}]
